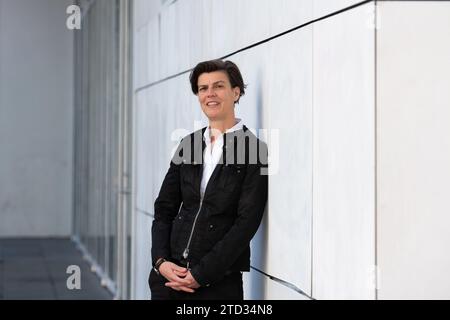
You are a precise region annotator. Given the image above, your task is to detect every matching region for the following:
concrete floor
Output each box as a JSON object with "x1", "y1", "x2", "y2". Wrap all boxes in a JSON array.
[{"x1": 0, "y1": 238, "x2": 113, "y2": 300}]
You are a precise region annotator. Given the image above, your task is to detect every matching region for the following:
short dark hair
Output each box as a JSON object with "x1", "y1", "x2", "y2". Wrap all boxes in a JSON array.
[{"x1": 189, "y1": 59, "x2": 246, "y2": 104}]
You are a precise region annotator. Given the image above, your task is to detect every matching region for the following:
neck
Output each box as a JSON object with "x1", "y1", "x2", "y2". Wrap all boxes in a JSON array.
[{"x1": 208, "y1": 116, "x2": 237, "y2": 135}]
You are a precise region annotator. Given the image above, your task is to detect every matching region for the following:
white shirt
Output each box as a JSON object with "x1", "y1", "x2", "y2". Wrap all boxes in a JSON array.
[{"x1": 200, "y1": 118, "x2": 243, "y2": 198}]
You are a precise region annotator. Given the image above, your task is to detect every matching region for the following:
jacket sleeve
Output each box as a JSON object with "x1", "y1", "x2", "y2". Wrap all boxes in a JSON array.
[
  {"x1": 151, "y1": 141, "x2": 183, "y2": 266},
  {"x1": 191, "y1": 148, "x2": 268, "y2": 286}
]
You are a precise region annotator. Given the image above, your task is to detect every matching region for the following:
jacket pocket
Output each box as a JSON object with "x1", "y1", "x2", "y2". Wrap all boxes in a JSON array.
[
  {"x1": 220, "y1": 164, "x2": 245, "y2": 192},
  {"x1": 203, "y1": 222, "x2": 230, "y2": 249},
  {"x1": 170, "y1": 213, "x2": 185, "y2": 253}
]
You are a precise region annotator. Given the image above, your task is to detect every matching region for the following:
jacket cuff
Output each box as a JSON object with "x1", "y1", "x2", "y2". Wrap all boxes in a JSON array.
[
  {"x1": 152, "y1": 250, "x2": 170, "y2": 266},
  {"x1": 190, "y1": 266, "x2": 213, "y2": 288}
]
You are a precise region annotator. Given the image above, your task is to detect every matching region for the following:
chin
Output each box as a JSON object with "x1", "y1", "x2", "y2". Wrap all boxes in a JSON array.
[
  {"x1": 206, "y1": 115, "x2": 221, "y2": 122},
  {"x1": 204, "y1": 111, "x2": 222, "y2": 120}
]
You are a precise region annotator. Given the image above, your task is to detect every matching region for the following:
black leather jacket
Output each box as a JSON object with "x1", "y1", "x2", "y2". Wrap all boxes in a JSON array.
[{"x1": 151, "y1": 125, "x2": 268, "y2": 286}]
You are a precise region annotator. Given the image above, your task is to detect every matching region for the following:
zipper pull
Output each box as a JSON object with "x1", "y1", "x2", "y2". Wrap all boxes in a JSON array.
[{"x1": 182, "y1": 248, "x2": 189, "y2": 259}]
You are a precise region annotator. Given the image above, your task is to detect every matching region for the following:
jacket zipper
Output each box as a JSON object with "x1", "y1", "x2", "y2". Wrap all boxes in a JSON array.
[{"x1": 182, "y1": 196, "x2": 203, "y2": 261}]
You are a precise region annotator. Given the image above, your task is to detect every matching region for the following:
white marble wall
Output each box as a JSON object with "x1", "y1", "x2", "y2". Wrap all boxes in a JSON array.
[
  {"x1": 133, "y1": 0, "x2": 313, "y2": 90},
  {"x1": 312, "y1": 3, "x2": 376, "y2": 299},
  {"x1": 133, "y1": 0, "x2": 450, "y2": 300},
  {"x1": 313, "y1": 0, "x2": 364, "y2": 20},
  {"x1": 261, "y1": 26, "x2": 313, "y2": 296},
  {"x1": 377, "y1": 1, "x2": 450, "y2": 299},
  {"x1": 132, "y1": 0, "x2": 378, "y2": 300}
]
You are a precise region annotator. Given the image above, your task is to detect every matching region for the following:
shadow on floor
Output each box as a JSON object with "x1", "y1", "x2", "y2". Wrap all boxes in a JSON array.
[{"x1": 0, "y1": 238, "x2": 114, "y2": 300}]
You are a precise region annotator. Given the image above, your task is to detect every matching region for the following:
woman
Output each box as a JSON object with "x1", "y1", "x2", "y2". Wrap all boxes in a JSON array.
[{"x1": 149, "y1": 59, "x2": 268, "y2": 300}]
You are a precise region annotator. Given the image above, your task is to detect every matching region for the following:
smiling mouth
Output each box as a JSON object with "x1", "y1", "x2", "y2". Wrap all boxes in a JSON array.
[{"x1": 206, "y1": 102, "x2": 220, "y2": 107}]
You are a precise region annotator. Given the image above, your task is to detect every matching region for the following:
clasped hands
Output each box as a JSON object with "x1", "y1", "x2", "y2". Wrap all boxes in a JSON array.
[{"x1": 159, "y1": 261, "x2": 200, "y2": 293}]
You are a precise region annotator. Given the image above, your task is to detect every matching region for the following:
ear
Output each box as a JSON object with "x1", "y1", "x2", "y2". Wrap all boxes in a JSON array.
[{"x1": 233, "y1": 87, "x2": 240, "y2": 102}]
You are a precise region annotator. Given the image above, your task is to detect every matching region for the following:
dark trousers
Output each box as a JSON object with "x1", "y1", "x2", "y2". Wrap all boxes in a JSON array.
[{"x1": 149, "y1": 269, "x2": 243, "y2": 300}]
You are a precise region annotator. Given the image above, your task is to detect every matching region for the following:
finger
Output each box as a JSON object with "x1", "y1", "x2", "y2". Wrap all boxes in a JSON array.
[
  {"x1": 165, "y1": 282, "x2": 195, "y2": 293},
  {"x1": 179, "y1": 286, "x2": 195, "y2": 293},
  {"x1": 166, "y1": 284, "x2": 181, "y2": 291},
  {"x1": 165, "y1": 281, "x2": 178, "y2": 288},
  {"x1": 173, "y1": 265, "x2": 188, "y2": 272},
  {"x1": 165, "y1": 278, "x2": 190, "y2": 287},
  {"x1": 173, "y1": 269, "x2": 187, "y2": 277},
  {"x1": 167, "y1": 274, "x2": 191, "y2": 285},
  {"x1": 173, "y1": 268, "x2": 187, "y2": 274},
  {"x1": 184, "y1": 273, "x2": 196, "y2": 284},
  {"x1": 170, "y1": 285, "x2": 195, "y2": 293}
]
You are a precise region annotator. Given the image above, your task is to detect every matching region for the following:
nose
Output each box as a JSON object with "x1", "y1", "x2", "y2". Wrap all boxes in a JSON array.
[{"x1": 206, "y1": 86, "x2": 216, "y2": 97}]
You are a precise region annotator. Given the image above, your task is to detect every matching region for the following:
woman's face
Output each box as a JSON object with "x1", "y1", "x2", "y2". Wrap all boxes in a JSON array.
[{"x1": 197, "y1": 71, "x2": 240, "y2": 122}]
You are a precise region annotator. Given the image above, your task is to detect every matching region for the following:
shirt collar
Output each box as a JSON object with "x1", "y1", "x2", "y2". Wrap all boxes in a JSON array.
[{"x1": 203, "y1": 118, "x2": 243, "y2": 142}]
